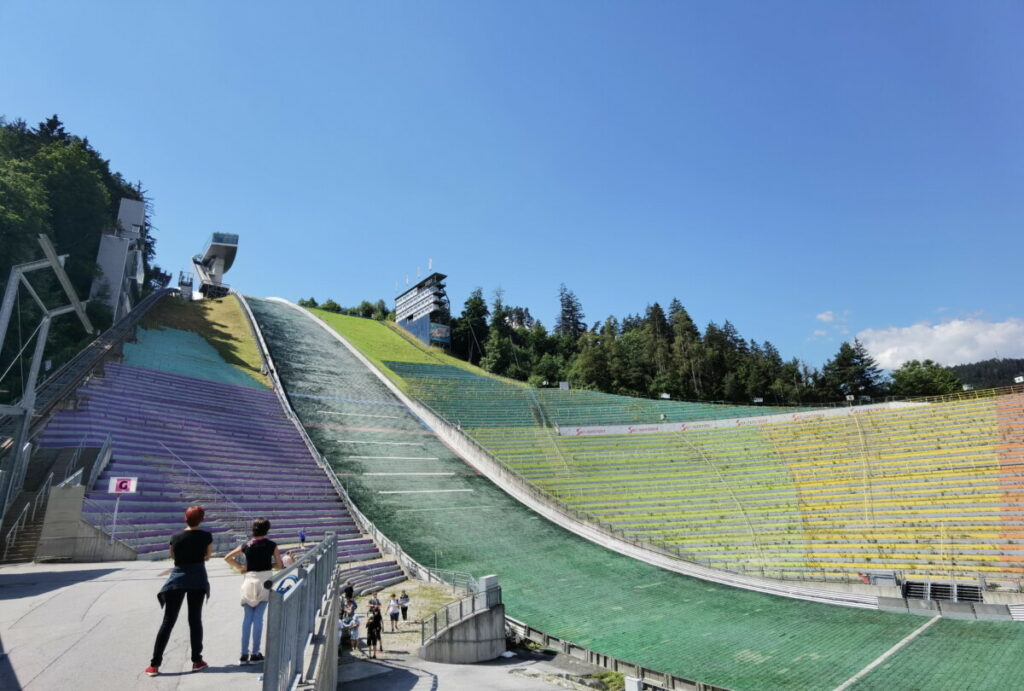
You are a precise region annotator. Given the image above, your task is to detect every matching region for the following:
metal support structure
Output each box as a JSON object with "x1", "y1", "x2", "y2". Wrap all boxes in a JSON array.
[{"x1": 0, "y1": 236, "x2": 95, "y2": 531}]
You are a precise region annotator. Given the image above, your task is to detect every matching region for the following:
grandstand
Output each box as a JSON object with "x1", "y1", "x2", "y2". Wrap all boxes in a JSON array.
[
  {"x1": 23, "y1": 296, "x2": 378, "y2": 564},
  {"x1": 315, "y1": 332, "x2": 1024, "y2": 587},
  {"x1": 247, "y1": 298, "x2": 1024, "y2": 691}
]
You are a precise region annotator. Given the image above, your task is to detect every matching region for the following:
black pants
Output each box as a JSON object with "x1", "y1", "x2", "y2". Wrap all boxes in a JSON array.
[
  {"x1": 151, "y1": 589, "x2": 205, "y2": 666},
  {"x1": 400, "y1": 606, "x2": 408, "y2": 621}
]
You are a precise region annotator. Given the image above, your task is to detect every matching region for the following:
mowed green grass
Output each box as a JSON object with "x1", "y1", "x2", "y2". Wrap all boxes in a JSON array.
[
  {"x1": 144, "y1": 295, "x2": 269, "y2": 387},
  {"x1": 307, "y1": 309, "x2": 505, "y2": 386}
]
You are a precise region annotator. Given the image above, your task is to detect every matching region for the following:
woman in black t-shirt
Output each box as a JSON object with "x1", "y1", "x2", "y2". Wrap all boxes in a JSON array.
[
  {"x1": 145, "y1": 506, "x2": 213, "y2": 677},
  {"x1": 224, "y1": 517, "x2": 284, "y2": 665}
]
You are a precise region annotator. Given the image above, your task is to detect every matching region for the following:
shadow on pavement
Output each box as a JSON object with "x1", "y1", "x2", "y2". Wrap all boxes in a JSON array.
[
  {"x1": 0, "y1": 569, "x2": 118, "y2": 600},
  {"x1": 338, "y1": 666, "x2": 429, "y2": 691},
  {"x1": 0, "y1": 637, "x2": 23, "y2": 690}
]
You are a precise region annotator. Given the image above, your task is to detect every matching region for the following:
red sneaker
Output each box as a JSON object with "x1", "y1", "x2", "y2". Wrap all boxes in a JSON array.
[
  {"x1": 192, "y1": 660, "x2": 209, "y2": 672},
  {"x1": 144, "y1": 666, "x2": 159, "y2": 676}
]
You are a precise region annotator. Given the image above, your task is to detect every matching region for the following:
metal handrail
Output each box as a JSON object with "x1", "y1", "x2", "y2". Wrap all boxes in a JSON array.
[
  {"x1": 57, "y1": 468, "x2": 84, "y2": 488},
  {"x1": 264, "y1": 533, "x2": 337, "y2": 691},
  {"x1": 421, "y1": 585, "x2": 502, "y2": 645},
  {"x1": 31, "y1": 471, "x2": 54, "y2": 522},
  {"x1": 158, "y1": 442, "x2": 253, "y2": 520},
  {"x1": 86, "y1": 434, "x2": 113, "y2": 491},
  {"x1": 81, "y1": 497, "x2": 142, "y2": 542},
  {"x1": 2, "y1": 503, "x2": 29, "y2": 560},
  {"x1": 66, "y1": 437, "x2": 88, "y2": 480}
]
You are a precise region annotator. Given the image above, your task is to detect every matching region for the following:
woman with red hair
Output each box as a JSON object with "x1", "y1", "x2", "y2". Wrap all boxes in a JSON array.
[{"x1": 145, "y1": 505, "x2": 213, "y2": 676}]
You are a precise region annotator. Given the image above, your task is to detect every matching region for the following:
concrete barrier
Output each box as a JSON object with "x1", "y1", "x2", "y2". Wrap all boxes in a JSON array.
[
  {"x1": 35, "y1": 486, "x2": 136, "y2": 562},
  {"x1": 419, "y1": 603, "x2": 506, "y2": 664}
]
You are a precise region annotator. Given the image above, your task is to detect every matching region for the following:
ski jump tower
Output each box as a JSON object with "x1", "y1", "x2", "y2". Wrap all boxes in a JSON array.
[{"x1": 191, "y1": 233, "x2": 238, "y2": 298}]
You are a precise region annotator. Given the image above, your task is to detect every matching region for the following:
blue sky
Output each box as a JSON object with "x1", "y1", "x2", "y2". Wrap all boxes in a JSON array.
[{"x1": 2, "y1": 1, "x2": 1021, "y2": 369}]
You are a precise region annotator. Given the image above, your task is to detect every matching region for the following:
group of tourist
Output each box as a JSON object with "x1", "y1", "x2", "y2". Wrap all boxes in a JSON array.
[
  {"x1": 142, "y1": 506, "x2": 415, "y2": 676},
  {"x1": 142, "y1": 507, "x2": 292, "y2": 677},
  {"x1": 339, "y1": 589, "x2": 412, "y2": 658}
]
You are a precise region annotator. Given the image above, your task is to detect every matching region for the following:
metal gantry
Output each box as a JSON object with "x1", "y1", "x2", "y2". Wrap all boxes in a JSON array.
[{"x1": 0, "y1": 235, "x2": 94, "y2": 529}]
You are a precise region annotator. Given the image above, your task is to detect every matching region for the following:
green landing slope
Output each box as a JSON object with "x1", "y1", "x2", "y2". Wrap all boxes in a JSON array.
[{"x1": 248, "y1": 298, "x2": 1024, "y2": 691}]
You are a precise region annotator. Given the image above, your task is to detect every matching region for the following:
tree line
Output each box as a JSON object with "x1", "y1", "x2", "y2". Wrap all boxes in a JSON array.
[
  {"x1": 444, "y1": 285, "x2": 963, "y2": 403},
  {"x1": 0, "y1": 115, "x2": 167, "y2": 403},
  {"x1": 297, "y1": 284, "x2": 967, "y2": 402}
]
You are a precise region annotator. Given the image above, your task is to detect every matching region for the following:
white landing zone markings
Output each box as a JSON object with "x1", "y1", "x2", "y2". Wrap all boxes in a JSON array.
[
  {"x1": 378, "y1": 489, "x2": 475, "y2": 494},
  {"x1": 363, "y1": 472, "x2": 455, "y2": 476},
  {"x1": 347, "y1": 455, "x2": 439, "y2": 460},
  {"x1": 394, "y1": 506, "x2": 499, "y2": 513},
  {"x1": 334, "y1": 439, "x2": 423, "y2": 446},
  {"x1": 833, "y1": 616, "x2": 940, "y2": 691},
  {"x1": 317, "y1": 410, "x2": 405, "y2": 420}
]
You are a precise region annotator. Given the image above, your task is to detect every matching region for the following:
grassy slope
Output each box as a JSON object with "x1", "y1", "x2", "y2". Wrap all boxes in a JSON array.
[
  {"x1": 143, "y1": 295, "x2": 270, "y2": 388},
  {"x1": 308, "y1": 309, "x2": 504, "y2": 387}
]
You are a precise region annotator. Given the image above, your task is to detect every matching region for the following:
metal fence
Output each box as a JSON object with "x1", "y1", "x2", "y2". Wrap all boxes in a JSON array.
[
  {"x1": 421, "y1": 585, "x2": 502, "y2": 645},
  {"x1": 263, "y1": 532, "x2": 337, "y2": 691}
]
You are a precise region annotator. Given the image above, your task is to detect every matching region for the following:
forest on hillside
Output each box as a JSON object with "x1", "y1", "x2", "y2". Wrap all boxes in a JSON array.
[
  {"x1": 949, "y1": 358, "x2": 1024, "y2": 391},
  {"x1": 301, "y1": 286, "x2": 966, "y2": 404},
  {"x1": 0, "y1": 115, "x2": 168, "y2": 403}
]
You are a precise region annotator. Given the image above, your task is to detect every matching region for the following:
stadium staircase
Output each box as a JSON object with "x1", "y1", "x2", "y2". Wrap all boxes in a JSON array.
[
  {"x1": 0, "y1": 445, "x2": 101, "y2": 564},
  {"x1": 0, "y1": 288, "x2": 173, "y2": 448},
  {"x1": 36, "y1": 361, "x2": 376, "y2": 560}
]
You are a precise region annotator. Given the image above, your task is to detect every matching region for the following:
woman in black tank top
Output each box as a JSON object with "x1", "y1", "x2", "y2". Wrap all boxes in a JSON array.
[{"x1": 224, "y1": 517, "x2": 284, "y2": 665}]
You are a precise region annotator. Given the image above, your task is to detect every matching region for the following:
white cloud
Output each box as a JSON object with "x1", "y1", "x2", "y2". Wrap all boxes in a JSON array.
[
  {"x1": 858, "y1": 318, "x2": 1024, "y2": 369},
  {"x1": 816, "y1": 310, "x2": 836, "y2": 323},
  {"x1": 810, "y1": 329, "x2": 827, "y2": 339}
]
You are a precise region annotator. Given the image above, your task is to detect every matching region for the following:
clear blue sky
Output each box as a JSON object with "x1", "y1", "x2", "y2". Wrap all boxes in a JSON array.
[{"x1": 2, "y1": 1, "x2": 1021, "y2": 369}]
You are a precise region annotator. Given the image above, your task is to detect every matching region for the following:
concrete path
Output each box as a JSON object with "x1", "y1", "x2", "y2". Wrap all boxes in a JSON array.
[
  {"x1": 0, "y1": 559, "x2": 601, "y2": 691},
  {"x1": 0, "y1": 559, "x2": 268, "y2": 690}
]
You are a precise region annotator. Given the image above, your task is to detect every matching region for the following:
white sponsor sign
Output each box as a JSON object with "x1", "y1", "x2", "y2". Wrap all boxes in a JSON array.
[{"x1": 108, "y1": 477, "x2": 138, "y2": 494}]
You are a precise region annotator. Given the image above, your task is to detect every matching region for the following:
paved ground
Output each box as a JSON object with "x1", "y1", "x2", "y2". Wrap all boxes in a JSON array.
[{"x1": 0, "y1": 559, "x2": 598, "y2": 691}]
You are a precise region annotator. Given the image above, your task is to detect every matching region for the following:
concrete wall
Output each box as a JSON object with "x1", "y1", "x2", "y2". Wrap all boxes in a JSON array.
[
  {"x1": 35, "y1": 486, "x2": 137, "y2": 562},
  {"x1": 418, "y1": 604, "x2": 506, "y2": 664}
]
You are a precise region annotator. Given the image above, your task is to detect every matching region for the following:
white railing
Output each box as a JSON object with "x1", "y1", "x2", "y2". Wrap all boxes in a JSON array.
[
  {"x1": 264, "y1": 533, "x2": 338, "y2": 691},
  {"x1": 86, "y1": 434, "x2": 114, "y2": 491},
  {"x1": 421, "y1": 585, "x2": 501, "y2": 644},
  {"x1": 31, "y1": 471, "x2": 54, "y2": 522},
  {"x1": 57, "y1": 467, "x2": 84, "y2": 488},
  {"x1": 82, "y1": 497, "x2": 142, "y2": 544},
  {"x1": 2, "y1": 503, "x2": 29, "y2": 561}
]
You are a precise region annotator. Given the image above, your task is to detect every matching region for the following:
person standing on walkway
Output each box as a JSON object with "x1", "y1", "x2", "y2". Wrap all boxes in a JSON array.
[
  {"x1": 298, "y1": 527, "x2": 307, "y2": 548},
  {"x1": 145, "y1": 506, "x2": 213, "y2": 677},
  {"x1": 398, "y1": 591, "x2": 410, "y2": 621},
  {"x1": 365, "y1": 608, "x2": 381, "y2": 659},
  {"x1": 224, "y1": 517, "x2": 284, "y2": 666},
  {"x1": 386, "y1": 594, "x2": 401, "y2": 632}
]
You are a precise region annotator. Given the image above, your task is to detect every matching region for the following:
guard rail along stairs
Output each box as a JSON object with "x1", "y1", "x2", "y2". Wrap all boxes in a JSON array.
[{"x1": 264, "y1": 532, "x2": 338, "y2": 691}]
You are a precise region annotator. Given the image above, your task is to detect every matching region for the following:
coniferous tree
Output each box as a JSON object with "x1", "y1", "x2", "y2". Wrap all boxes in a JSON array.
[
  {"x1": 451, "y1": 288, "x2": 489, "y2": 365},
  {"x1": 819, "y1": 339, "x2": 885, "y2": 399},
  {"x1": 554, "y1": 284, "x2": 586, "y2": 341}
]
